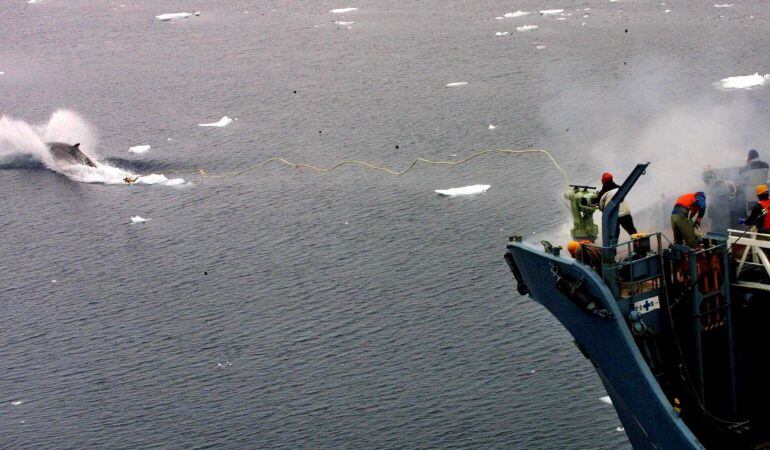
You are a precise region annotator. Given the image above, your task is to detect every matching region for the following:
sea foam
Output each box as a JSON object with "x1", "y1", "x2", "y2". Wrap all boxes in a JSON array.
[
  {"x1": 719, "y1": 73, "x2": 768, "y2": 90},
  {"x1": 435, "y1": 185, "x2": 491, "y2": 196}
]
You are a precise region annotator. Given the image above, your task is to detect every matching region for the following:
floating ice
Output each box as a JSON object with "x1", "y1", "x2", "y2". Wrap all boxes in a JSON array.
[
  {"x1": 600, "y1": 396, "x2": 613, "y2": 405},
  {"x1": 494, "y1": 16, "x2": 504, "y2": 20},
  {"x1": 556, "y1": 17, "x2": 567, "y2": 20},
  {"x1": 504, "y1": 11, "x2": 530, "y2": 18},
  {"x1": 536, "y1": 45, "x2": 547, "y2": 49},
  {"x1": 335, "y1": 21, "x2": 354, "y2": 25},
  {"x1": 517, "y1": 25, "x2": 538, "y2": 31},
  {"x1": 11, "y1": 400, "x2": 23, "y2": 406},
  {"x1": 495, "y1": 32, "x2": 509, "y2": 36},
  {"x1": 198, "y1": 116, "x2": 233, "y2": 127},
  {"x1": 714, "y1": 3, "x2": 733, "y2": 7},
  {"x1": 664, "y1": 9, "x2": 671, "y2": 13},
  {"x1": 330, "y1": 7, "x2": 357, "y2": 14},
  {"x1": 616, "y1": 427, "x2": 625, "y2": 432},
  {"x1": 719, "y1": 73, "x2": 768, "y2": 90},
  {"x1": 488, "y1": 124, "x2": 496, "y2": 129},
  {"x1": 446, "y1": 82, "x2": 468, "y2": 87},
  {"x1": 131, "y1": 216, "x2": 149, "y2": 223},
  {"x1": 128, "y1": 145, "x2": 151, "y2": 154},
  {"x1": 156, "y1": 12, "x2": 191, "y2": 21},
  {"x1": 435, "y1": 184, "x2": 491, "y2": 196},
  {"x1": 540, "y1": 9, "x2": 564, "y2": 15}
]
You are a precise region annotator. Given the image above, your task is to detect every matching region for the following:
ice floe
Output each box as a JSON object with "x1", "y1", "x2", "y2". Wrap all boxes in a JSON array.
[
  {"x1": 504, "y1": 11, "x2": 530, "y2": 18},
  {"x1": 156, "y1": 12, "x2": 192, "y2": 21},
  {"x1": 446, "y1": 82, "x2": 468, "y2": 87},
  {"x1": 435, "y1": 185, "x2": 491, "y2": 196},
  {"x1": 335, "y1": 21, "x2": 354, "y2": 25},
  {"x1": 600, "y1": 396, "x2": 613, "y2": 405},
  {"x1": 198, "y1": 116, "x2": 233, "y2": 127},
  {"x1": 128, "y1": 145, "x2": 151, "y2": 154},
  {"x1": 495, "y1": 32, "x2": 510, "y2": 36},
  {"x1": 517, "y1": 25, "x2": 538, "y2": 32},
  {"x1": 714, "y1": 3, "x2": 733, "y2": 7},
  {"x1": 330, "y1": 7, "x2": 357, "y2": 14},
  {"x1": 719, "y1": 73, "x2": 768, "y2": 90},
  {"x1": 539, "y1": 9, "x2": 564, "y2": 15},
  {"x1": 131, "y1": 216, "x2": 149, "y2": 224}
]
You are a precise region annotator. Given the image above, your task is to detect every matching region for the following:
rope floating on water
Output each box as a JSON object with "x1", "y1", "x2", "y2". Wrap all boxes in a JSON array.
[{"x1": 141, "y1": 148, "x2": 570, "y2": 185}]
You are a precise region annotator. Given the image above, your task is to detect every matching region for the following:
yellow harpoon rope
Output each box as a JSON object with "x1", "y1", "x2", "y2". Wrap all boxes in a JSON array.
[{"x1": 137, "y1": 148, "x2": 569, "y2": 185}]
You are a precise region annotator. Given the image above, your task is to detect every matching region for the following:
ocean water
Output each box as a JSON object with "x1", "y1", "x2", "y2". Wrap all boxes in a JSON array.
[{"x1": 1, "y1": 1, "x2": 768, "y2": 448}]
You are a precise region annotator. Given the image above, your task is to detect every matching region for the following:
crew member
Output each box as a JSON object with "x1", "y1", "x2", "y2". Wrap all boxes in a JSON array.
[
  {"x1": 671, "y1": 192, "x2": 706, "y2": 248},
  {"x1": 742, "y1": 184, "x2": 770, "y2": 234},
  {"x1": 597, "y1": 172, "x2": 638, "y2": 238},
  {"x1": 567, "y1": 240, "x2": 602, "y2": 271},
  {"x1": 739, "y1": 149, "x2": 768, "y2": 213}
]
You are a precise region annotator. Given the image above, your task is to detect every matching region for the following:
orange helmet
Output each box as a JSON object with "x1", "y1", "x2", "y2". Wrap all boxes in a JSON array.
[
  {"x1": 601, "y1": 172, "x2": 613, "y2": 185},
  {"x1": 757, "y1": 184, "x2": 769, "y2": 196},
  {"x1": 567, "y1": 241, "x2": 581, "y2": 256}
]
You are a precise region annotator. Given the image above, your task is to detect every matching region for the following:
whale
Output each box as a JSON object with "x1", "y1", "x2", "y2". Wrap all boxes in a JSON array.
[{"x1": 46, "y1": 142, "x2": 96, "y2": 167}]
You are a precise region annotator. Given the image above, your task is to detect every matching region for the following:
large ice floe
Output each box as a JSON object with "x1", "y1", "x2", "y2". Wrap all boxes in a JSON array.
[
  {"x1": 435, "y1": 185, "x2": 491, "y2": 196},
  {"x1": 330, "y1": 7, "x2": 357, "y2": 14},
  {"x1": 198, "y1": 116, "x2": 233, "y2": 127},
  {"x1": 128, "y1": 145, "x2": 151, "y2": 154},
  {"x1": 718, "y1": 73, "x2": 768, "y2": 90},
  {"x1": 156, "y1": 13, "x2": 192, "y2": 21}
]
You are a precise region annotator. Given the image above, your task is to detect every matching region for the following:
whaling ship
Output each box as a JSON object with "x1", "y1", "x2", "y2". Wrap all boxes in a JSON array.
[{"x1": 505, "y1": 163, "x2": 770, "y2": 449}]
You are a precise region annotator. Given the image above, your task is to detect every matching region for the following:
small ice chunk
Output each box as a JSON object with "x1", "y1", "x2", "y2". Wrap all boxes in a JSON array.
[
  {"x1": 335, "y1": 21, "x2": 354, "y2": 25},
  {"x1": 156, "y1": 12, "x2": 191, "y2": 21},
  {"x1": 51, "y1": 279, "x2": 57, "y2": 283},
  {"x1": 128, "y1": 145, "x2": 151, "y2": 154},
  {"x1": 536, "y1": 45, "x2": 547, "y2": 49},
  {"x1": 131, "y1": 216, "x2": 149, "y2": 223},
  {"x1": 494, "y1": 32, "x2": 509, "y2": 36},
  {"x1": 539, "y1": 9, "x2": 564, "y2": 15},
  {"x1": 600, "y1": 395, "x2": 613, "y2": 405},
  {"x1": 504, "y1": 11, "x2": 530, "y2": 18},
  {"x1": 664, "y1": 9, "x2": 671, "y2": 12},
  {"x1": 616, "y1": 427, "x2": 625, "y2": 432},
  {"x1": 198, "y1": 116, "x2": 233, "y2": 127},
  {"x1": 719, "y1": 73, "x2": 768, "y2": 89},
  {"x1": 435, "y1": 185, "x2": 491, "y2": 196},
  {"x1": 11, "y1": 400, "x2": 23, "y2": 406},
  {"x1": 194, "y1": 11, "x2": 201, "y2": 16},
  {"x1": 488, "y1": 124, "x2": 496, "y2": 129},
  {"x1": 446, "y1": 82, "x2": 468, "y2": 87},
  {"x1": 556, "y1": 17, "x2": 567, "y2": 20},
  {"x1": 330, "y1": 7, "x2": 357, "y2": 14},
  {"x1": 517, "y1": 25, "x2": 538, "y2": 31},
  {"x1": 493, "y1": 16, "x2": 504, "y2": 20},
  {"x1": 713, "y1": 3, "x2": 733, "y2": 7}
]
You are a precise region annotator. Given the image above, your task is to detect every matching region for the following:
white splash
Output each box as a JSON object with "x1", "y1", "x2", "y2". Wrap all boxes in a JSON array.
[
  {"x1": 600, "y1": 395, "x2": 613, "y2": 405},
  {"x1": 11, "y1": 400, "x2": 23, "y2": 406},
  {"x1": 28, "y1": 0, "x2": 41, "y2": 3},
  {"x1": 488, "y1": 124, "x2": 496, "y2": 129},
  {"x1": 335, "y1": 21, "x2": 354, "y2": 25},
  {"x1": 128, "y1": 145, "x2": 151, "y2": 154},
  {"x1": 156, "y1": 12, "x2": 191, "y2": 21},
  {"x1": 446, "y1": 82, "x2": 468, "y2": 87},
  {"x1": 718, "y1": 73, "x2": 768, "y2": 90},
  {"x1": 713, "y1": 3, "x2": 733, "y2": 7},
  {"x1": 540, "y1": 9, "x2": 564, "y2": 15},
  {"x1": 0, "y1": 72, "x2": 5, "y2": 75},
  {"x1": 131, "y1": 216, "x2": 149, "y2": 223},
  {"x1": 536, "y1": 45, "x2": 547, "y2": 49},
  {"x1": 517, "y1": 25, "x2": 538, "y2": 32},
  {"x1": 616, "y1": 427, "x2": 625, "y2": 432},
  {"x1": 504, "y1": 11, "x2": 530, "y2": 18},
  {"x1": 664, "y1": 9, "x2": 671, "y2": 13},
  {"x1": 198, "y1": 116, "x2": 233, "y2": 127},
  {"x1": 494, "y1": 32, "x2": 509, "y2": 36},
  {"x1": 435, "y1": 184, "x2": 491, "y2": 196},
  {"x1": 330, "y1": 7, "x2": 357, "y2": 14}
]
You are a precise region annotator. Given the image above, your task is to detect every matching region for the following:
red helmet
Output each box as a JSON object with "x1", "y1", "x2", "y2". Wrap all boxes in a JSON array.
[{"x1": 601, "y1": 172, "x2": 613, "y2": 185}]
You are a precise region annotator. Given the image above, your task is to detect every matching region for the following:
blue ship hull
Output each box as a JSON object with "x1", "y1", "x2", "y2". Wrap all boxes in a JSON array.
[{"x1": 508, "y1": 241, "x2": 703, "y2": 449}]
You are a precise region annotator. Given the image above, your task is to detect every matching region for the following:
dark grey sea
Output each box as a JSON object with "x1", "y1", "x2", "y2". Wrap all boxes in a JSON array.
[{"x1": 1, "y1": 0, "x2": 768, "y2": 448}]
